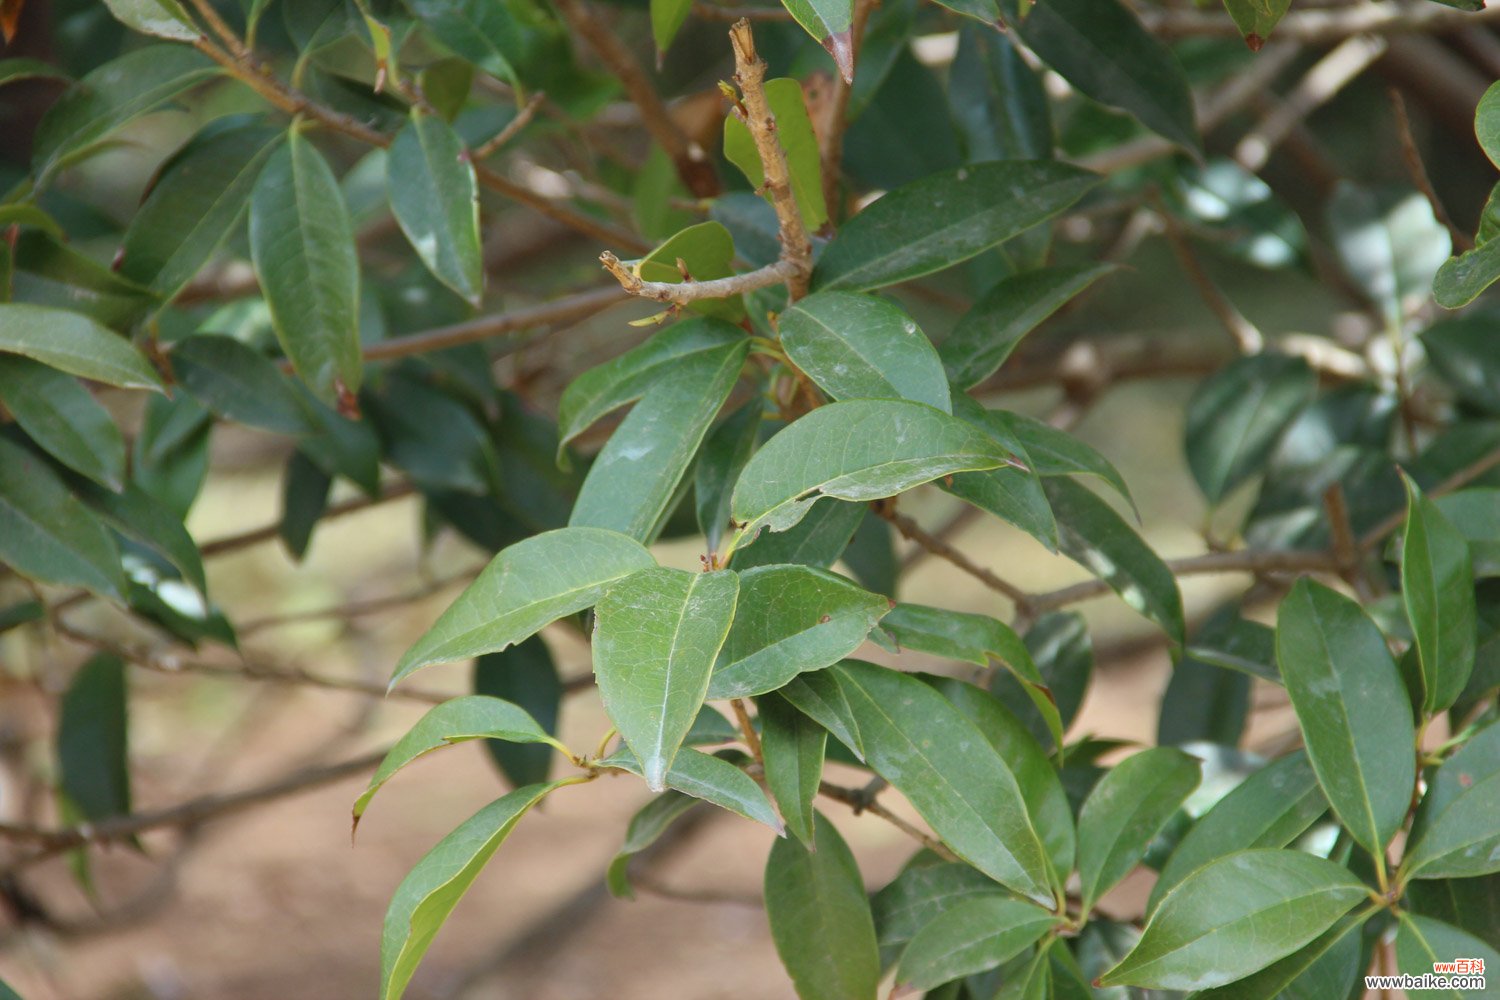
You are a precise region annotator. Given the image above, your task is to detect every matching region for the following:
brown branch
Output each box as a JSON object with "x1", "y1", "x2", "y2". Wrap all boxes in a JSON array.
[
  {"x1": 1029, "y1": 549, "x2": 1343, "y2": 613},
  {"x1": 599, "y1": 252, "x2": 797, "y2": 302},
  {"x1": 1388, "y1": 87, "x2": 1472, "y2": 251},
  {"x1": 1140, "y1": 1, "x2": 1500, "y2": 42},
  {"x1": 818, "y1": 0, "x2": 875, "y2": 218},
  {"x1": 876, "y1": 504, "x2": 1034, "y2": 612},
  {"x1": 473, "y1": 91, "x2": 546, "y2": 161},
  {"x1": 818, "y1": 780, "x2": 959, "y2": 862},
  {"x1": 1359, "y1": 443, "x2": 1500, "y2": 549},
  {"x1": 235, "y1": 569, "x2": 481, "y2": 636},
  {"x1": 360, "y1": 285, "x2": 628, "y2": 362},
  {"x1": 198, "y1": 481, "x2": 417, "y2": 558},
  {"x1": 1155, "y1": 194, "x2": 1264, "y2": 354}
]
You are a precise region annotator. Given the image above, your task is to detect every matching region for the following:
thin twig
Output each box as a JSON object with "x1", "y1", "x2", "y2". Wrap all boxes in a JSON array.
[
  {"x1": 361, "y1": 285, "x2": 627, "y2": 362},
  {"x1": 199, "y1": 481, "x2": 417, "y2": 558},
  {"x1": 729, "y1": 698, "x2": 764, "y2": 763},
  {"x1": 599, "y1": 253, "x2": 797, "y2": 302},
  {"x1": 1388, "y1": 87, "x2": 1472, "y2": 251},
  {"x1": 1154, "y1": 194, "x2": 1264, "y2": 354},
  {"x1": 235, "y1": 569, "x2": 481, "y2": 636},
  {"x1": 473, "y1": 91, "x2": 546, "y2": 161},
  {"x1": 1028, "y1": 549, "x2": 1343, "y2": 612},
  {"x1": 818, "y1": 780, "x2": 958, "y2": 861},
  {"x1": 877, "y1": 504, "x2": 1034, "y2": 611}
]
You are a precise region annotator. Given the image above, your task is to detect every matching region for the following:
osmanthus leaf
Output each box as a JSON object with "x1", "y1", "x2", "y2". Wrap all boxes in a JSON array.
[
  {"x1": 392, "y1": 527, "x2": 656, "y2": 685},
  {"x1": 171, "y1": 335, "x2": 320, "y2": 436},
  {"x1": 1275, "y1": 579, "x2": 1415, "y2": 855},
  {"x1": 1418, "y1": 719, "x2": 1500, "y2": 832},
  {"x1": 1327, "y1": 184, "x2": 1451, "y2": 327},
  {"x1": 280, "y1": 450, "x2": 329, "y2": 561},
  {"x1": 731, "y1": 399, "x2": 1017, "y2": 540},
  {"x1": 1148, "y1": 751, "x2": 1326, "y2": 914},
  {"x1": 405, "y1": 0, "x2": 527, "y2": 89},
  {"x1": 1192, "y1": 909, "x2": 1369, "y2": 1000},
  {"x1": 810, "y1": 162, "x2": 1098, "y2": 292},
  {"x1": 940, "y1": 264, "x2": 1115, "y2": 390},
  {"x1": 949, "y1": 26, "x2": 1052, "y2": 165},
  {"x1": 473, "y1": 636, "x2": 564, "y2": 789},
  {"x1": 633, "y1": 221, "x2": 743, "y2": 321},
  {"x1": 650, "y1": 0, "x2": 694, "y2": 56},
  {"x1": 1396, "y1": 914, "x2": 1500, "y2": 998},
  {"x1": 1400, "y1": 473, "x2": 1477, "y2": 713},
  {"x1": 1434, "y1": 234, "x2": 1500, "y2": 309},
  {"x1": 58, "y1": 654, "x2": 131, "y2": 821},
  {"x1": 779, "y1": 670, "x2": 863, "y2": 760},
  {"x1": 31, "y1": 45, "x2": 217, "y2": 183},
  {"x1": 1478, "y1": 80, "x2": 1500, "y2": 171},
  {"x1": 0, "y1": 975, "x2": 19, "y2": 1000},
  {"x1": 1019, "y1": 0, "x2": 1199, "y2": 153},
  {"x1": 878, "y1": 604, "x2": 1062, "y2": 756},
  {"x1": 1405, "y1": 721, "x2": 1500, "y2": 881},
  {"x1": 833, "y1": 661, "x2": 1054, "y2": 905},
  {"x1": 249, "y1": 128, "x2": 362, "y2": 405},
  {"x1": 1097, "y1": 849, "x2": 1369, "y2": 991},
  {"x1": 0, "y1": 304, "x2": 164, "y2": 391},
  {"x1": 0, "y1": 357, "x2": 125, "y2": 490},
  {"x1": 943, "y1": 395, "x2": 1057, "y2": 550},
  {"x1": 603, "y1": 745, "x2": 782, "y2": 832},
  {"x1": 778, "y1": 292, "x2": 950, "y2": 412},
  {"x1": 897, "y1": 896, "x2": 1058, "y2": 992},
  {"x1": 759, "y1": 693, "x2": 825, "y2": 845},
  {"x1": 593, "y1": 568, "x2": 739, "y2": 792},
  {"x1": 0, "y1": 600, "x2": 45, "y2": 635},
  {"x1": 1075, "y1": 747, "x2": 1201, "y2": 910},
  {"x1": 724, "y1": 79, "x2": 827, "y2": 232},
  {"x1": 870, "y1": 854, "x2": 1008, "y2": 969},
  {"x1": 1422, "y1": 318, "x2": 1500, "y2": 415},
  {"x1": 380, "y1": 780, "x2": 572, "y2": 1000},
  {"x1": 1222, "y1": 0, "x2": 1290, "y2": 49},
  {"x1": 10, "y1": 230, "x2": 158, "y2": 333},
  {"x1": 352, "y1": 695, "x2": 566, "y2": 828},
  {"x1": 568, "y1": 337, "x2": 749, "y2": 542},
  {"x1": 72, "y1": 478, "x2": 207, "y2": 596},
  {"x1": 607, "y1": 791, "x2": 698, "y2": 898},
  {"x1": 707, "y1": 564, "x2": 890, "y2": 699},
  {"x1": 0, "y1": 437, "x2": 127, "y2": 602},
  {"x1": 557, "y1": 317, "x2": 746, "y2": 453},
  {"x1": 731, "y1": 499, "x2": 865, "y2": 571},
  {"x1": 1045, "y1": 477, "x2": 1185, "y2": 646},
  {"x1": 980, "y1": 409, "x2": 1133, "y2": 511},
  {"x1": 695, "y1": 402, "x2": 762, "y2": 553},
  {"x1": 0, "y1": 59, "x2": 70, "y2": 86},
  {"x1": 118, "y1": 121, "x2": 283, "y2": 298},
  {"x1": 101, "y1": 0, "x2": 198, "y2": 39},
  {"x1": 1185, "y1": 353, "x2": 1317, "y2": 505},
  {"x1": 764, "y1": 811, "x2": 880, "y2": 1000},
  {"x1": 0, "y1": 203, "x2": 65, "y2": 240},
  {"x1": 777, "y1": 0, "x2": 855, "y2": 84},
  {"x1": 1185, "y1": 616, "x2": 1279, "y2": 684},
  {"x1": 387, "y1": 109, "x2": 483, "y2": 305}
]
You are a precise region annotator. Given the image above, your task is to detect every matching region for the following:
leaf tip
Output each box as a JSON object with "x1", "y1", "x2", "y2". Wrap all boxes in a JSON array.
[
  {"x1": 822, "y1": 31, "x2": 854, "y2": 84},
  {"x1": 1245, "y1": 32, "x2": 1265, "y2": 51}
]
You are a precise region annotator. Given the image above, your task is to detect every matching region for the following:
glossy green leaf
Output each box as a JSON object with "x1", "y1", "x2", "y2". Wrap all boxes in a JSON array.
[
  {"x1": 941, "y1": 265, "x2": 1113, "y2": 389},
  {"x1": 1185, "y1": 616, "x2": 1279, "y2": 684},
  {"x1": 760, "y1": 693, "x2": 826, "y2": 845},
  {"x1": 1276, "y1": 579, "x2": 1415, "y2": 854},
  {"x1": 1401, "y1": 473, "x2": 1477, "y2": 713},
  {"x1": 0, "y1": 58, "x2": 69, "y2": 86},
  {"x1": 1097, "y1": 849, "x2": 1368, "y2": 991},
  {"x1": 73, "y1": 478, "x2": 207, "y2": 596},
  {"x1": 1423, "y1": 318, "x2": 1500, "y2": 414},
  {"x1": 473, "y1": 636, "x2": 563, "y2": 790},
  {"x1": 0, "y1": 437, "x2": 126, "y2": 601},
  {"x1": 634, "y1": 221, "x2": 742, "y2": 320},
  {"x1": 368, "y1": 374, "x2": 499, "y2": 496},
  {"x1": 1434, "y1": 235, "x2": 1500, "y2": 309},
  {"x1": 249, "y1": 129, "x2": 362, "y2": 404},
  {"x1": 708, "y1": 565, "x2": 889, "y2": 699},
  {"x1": 1193, "y1": 909, "x2": 1369, "y2": 1000},
  {"x1": 1158, "y1": 646, "x2": 1251, "y2": 748},
  {"x1": 1395, "y1": 914, "x2": 1499, "y2": 999},
  {"x1": 1077, "y1": 747, "x2": 1199, "y2": 909},
  {"x1": 393, "y1": 527, "x2": 656, "y2": 684},
  {"x1": 1406, "y1": 724, "x2": 1500, "y2": 880},
  {"x1": 0, "y1": 357, "x2": 125, "y2": 489},
  {"x1": 353, "y1": 695, "x2": 565, "y2": 826},
  {"x1": 897, "y1": 896, "x2": 1057, "y2": 991},
  {"x1": 779, "y1": 292, "x2": 949, "y2": 412},
  {"x1": 730, "y1": 498, "x2": 865, "y2": 571},
  {"x1": 949, "y1": 27, "x2": 1051, "y2": 165},
  {"x1": 1327, "y1": 184, "x2": 1451, "y2": 326},
  {"x1": 764, "y1": 811, "x2": 879, "y2": 1000},
  {"x1": 0, "y1": 304, "x2": 164, "y2": 391},
  {"x1": 172, "y1": 335, "x2": 319, "y2": 435},
  {"x1": 118, "y1": 122, "x2": 283, "y2": 298},
  {"x1": 724, "y1": 78, "x2": 827, "y2": 231},
  {"x1": 406, "y1": 0, "x2": 526, "y2": 88},
  {"x1": 101, "y1": 0, "x2": 198, "y2": 38},
  {"x1": 388, "y1": 109, "x2": 483, "y2": 304},
  {"x1": 608, "y1": 791, "x2": 698, "y2": 898},
  {"x1": 1222, "y1": 0, "x2": 1290, "y2": 48},
  {"x1": 834, "y1": 662, "x2": 1054, "y2": 904},
  {"x1": 1020, "y1": 0, "x2": 1198, "y2": 151},
  {"x1": 279, "y1": 450, "x2": 329, "y2": 561},
  {"x1": 381, "y1": 781, "x2": 567, "y2": 1000},
  {"x1": 811, "y1": 162, "x2": 1097, "y2": 292},
  {"x1": 870, "y1": 855, "x2": 1007, "y2": 969},
  {"x1": 650, "y1": 0, "x2": 694, "y2": 54},
  {"x1": 778, "y1": 0, "x2": 855, "y2": 83},
  {"x1": 604, "y1": 745, "x2": 782, "y2": 831},
  {"x1": 695, "y1": 402, "x2": 762, "y2": 553},
  {"x1": 594, "y1": 568, "x2": 739, "y2": 791},
  {"x1": 730, "y1": 399, "x2": 1016, "y2": 539},
  {"x1": 58, "y1": 654, "x2": 131, "y2": 821},
  {"x1": 1185, "y1": 353, "x2": 1317, "y2": 505},
  {"x1": 1046, "y1": 477, "x2": 1185, "y2": 645},
  {"x1": 8, "y1": 231, "x2": 157, "y2": 331},
  {"x1": 779, "y1": 670, "x2": 863, "y2": 760},
  {"x1": 1478, "y1": 80, "x2": 1500, "y2": 171},
  {"x1": 0, "y1": 600, "x2": 45, "y2": 635}
]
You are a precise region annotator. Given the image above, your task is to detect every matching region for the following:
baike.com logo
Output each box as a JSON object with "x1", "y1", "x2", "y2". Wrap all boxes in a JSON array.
[{"x1": 1364, "y1": 958, "x2": 1486, "y2": 993}]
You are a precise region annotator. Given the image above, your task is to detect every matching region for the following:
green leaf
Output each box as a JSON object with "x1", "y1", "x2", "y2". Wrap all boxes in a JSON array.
[
  {"x1": 1423, "y1": 318, "x2": 1500, "y2": 415},
  {"x1": 607, "y1": 790, "x2": 698, "y2": 898},
  {"x1": 594, "y1": 568, "x2": 739, "y2": 791},
  {"x1": 279, "y1": 450, "x2": 329, "y2": 560},
  {"x1": 759, "y1": 693, "x2": 825, "y2": 845},
  {"x1": 1401, "y1": 473, "x2": 1477, "y2": 713},
  {"x1": 0, "y1": 304, "x2": 164, "y2": 391},
  {"x1": 1192, "y1": 909, "x2": 1369, "y2": 1000},
  {"x1": 708, "y1": 565, "x2": 890, "y2": 699},
  {"x1": 558, "y1": 318, "x2": 746, "y2": 453},
  {"x1": 381, "y1": 781, "x2": 568, "y2": 1000},
  {"x1": 1396, "y1": 914, "x2": 1500, "y2": 999},
  {"x1": 393, "y1": 527, "x2": 656, "y2": 684},
  {"x1": 1045, "y1": 477, "x2": 1185, "y2": 645},
  {"x1": 1222, "y1": 0, "x2": 1290, "y2": 48},
  {"x1": 1158, "y1": 649, "x2": 1250, "y2": 748},
  {"x1": 0, "y1": 437, "x2": 127, "y2": 601},
  {"x1": 31, "y1": 46, "x2": 216, "y2": 183},
  {"x1": 58, "y1": 654, "x2": 131, "y2": 821},
  {"x1": 634, "y1": 221, "x2": 743, "y2": 320},
  {"x1": 249, "y1": 128, "x2": 362, "y2": 404},
  {"x1": 387, "y1": 109, "x2": 484, "y2": 305},
  {"x1": 695, "y1": 402, "x2": 762, "y2": 553},
  {"x1": 949, "y1": 27, "x2": 1052, "y2": 165},
  {"x1": 897, "y1": 896, "x2": 1057, "y2": 991},
  {"x1": 730, "y1": 399, "x2": 1016, "y2": 539},
  {"x1": 353, "y1": 695, "x2": 566, "y2": 827},
  {"x1": 118, "y1": 122, "x2": 283, "y2": 298},
  {"x1": 834, "y1": 661, "x2": 1054, "y2": 904},
  {"x1": 0, "y1": 357, "x2": 125, "y2": 489},
  {"x1": 101, "y1": 0, "x2": 199, "y2": 39},
  {"x1": 0, "y1": 600, "x2": 45, "y2": 635},
  {"x1": 1434, "y1": 236, "x2": 1500, "y2": 309},
  {"x1": 0, "y1": 58, "x2": 70, "y2": 86},
  {"x1": 1185, "y1": 353, "x2": 1318, "y2": 505},
  {"x1": 473, "y1": 636, "x2": 563, "y2": 790},
  {"x1": 1476, "y1": 80, "x2": 1500, "y2": 171},
  {"x1": 1406, "y1": 723, "x2": 1500, "y2": 880},
  {"x1": 779, "y1": 292, "x2": 950, "y2": 412},
  {"x1": 871, "y1": 855, "x2": 1007, "y2": 969},
  {"x1": 811, "y1": 162, "x2": 1097, "y2": 292},
  {"x1": 1149, "y1": 751, "x2": 1326, "y2": 914},
  {"x1": 406, "y1": 0, "x2": 534, "y2": 90},
  {"x1": 171, "y1": 335, "x2": 320, "y2": 435},
  {"x1": 779, "y1": 670, "x2": 864, "y2": 759},
  {"x1": 1185, "y1": 616, "x2": 1279, "y2": 684},
  {"x1": 1276, "y1": 579, "x2": 1416, "y2": 854},
  {"x1": 74, "y1": 478, "x2": 207, "y2": 596},
  {"x1": 650, "y1": 0, "x2": 694, "y2": 54},
  {"x1": 731, "y1": 498, "x2": 865, "y2": 570},
  {"x1": 878, "y1": 603, "x2": 1062, "y2": 756},
  {"x1": 1076, "y1": 747, "x2": 1200, "y2": 910},
  {"x1": 604, "y1": 745, "x2": 782, "y2": 831},
  {"x1": 9, "y1": 231, "x2": 157, "y2": 331},
  {"x1": 1097, "y1": 849, "x2": 1369, "y2": 991},
  {"x1": 724, "y1": 78, "x2": 827, "y2": 231},
  {"x1": 941, "y1": 265, "x2": 1114, "y2": 389},
  {"x1": 1020, "y1": 0, "x2": 1199, "y2": 152},
  {"x1": 569, "y1": 338, "x2": 748, "y2": 542},
  {"x1": 1327, "y1": 184, "x2": 1451, "y2": 326},
  {"x1": 777, "y1": 0, "x2": 855, "y2": 83},
  {"x1": 764, "y1": 811, "x2": 880, "y2": 1000}
]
